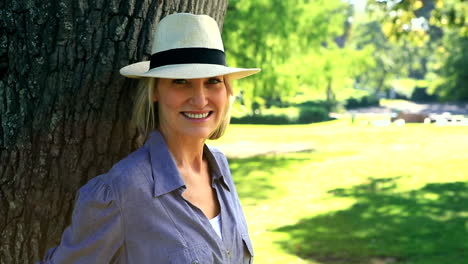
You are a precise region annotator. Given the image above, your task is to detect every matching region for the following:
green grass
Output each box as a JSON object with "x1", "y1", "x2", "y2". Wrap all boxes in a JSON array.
[{"x1": 208, "y1": 119, "x2": 468, "y2": 264}]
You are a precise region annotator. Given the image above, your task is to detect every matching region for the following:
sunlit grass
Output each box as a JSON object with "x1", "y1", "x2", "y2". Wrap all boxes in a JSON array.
[{"x1": 209, "y1": 119, "x2": 468, "y2": 264}]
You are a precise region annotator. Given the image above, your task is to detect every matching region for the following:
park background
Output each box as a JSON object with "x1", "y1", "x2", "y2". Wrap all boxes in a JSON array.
[
  {"x1": 1, "y1": 0, "x2": 467, "y2": 263},
  {"x1": 212, "y1": 0, "x2": 468, "y2": 263}
]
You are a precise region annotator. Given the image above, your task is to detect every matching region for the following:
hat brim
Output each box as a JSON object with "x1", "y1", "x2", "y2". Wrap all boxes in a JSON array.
[{"x1": 120, "y1": 61, "x2": 260, "y2": 80}]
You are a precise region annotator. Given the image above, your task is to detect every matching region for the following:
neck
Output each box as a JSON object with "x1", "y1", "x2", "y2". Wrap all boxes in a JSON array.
[{"x1": 160, "y1": 130, "x2": 206, "y2": 173}]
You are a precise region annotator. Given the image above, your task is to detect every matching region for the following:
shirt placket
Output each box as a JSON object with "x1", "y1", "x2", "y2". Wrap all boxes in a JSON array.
[
  {"x1": 175, "y1": 186, "x2": 228, "y2": 263},
  {"x1": 213, "y1": 179, "x2": 236, "y2": 264}
]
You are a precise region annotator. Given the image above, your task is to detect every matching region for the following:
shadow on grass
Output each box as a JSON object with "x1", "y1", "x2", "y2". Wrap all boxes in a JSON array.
[
  {"x1": 275, "y1": 177, "x2": 468, "y2": 264},
  {"x1": 228, "y1": 152, "x2": 313, "y2": 206}
]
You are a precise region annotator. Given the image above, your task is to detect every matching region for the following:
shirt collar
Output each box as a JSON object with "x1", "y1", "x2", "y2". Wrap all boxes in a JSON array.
[
  {"x1": 145, "y1": 131, "x2": 230, "y2": 197},
  {"x1": 203, "y1": 145, "x2": 231, "y2": 192}
]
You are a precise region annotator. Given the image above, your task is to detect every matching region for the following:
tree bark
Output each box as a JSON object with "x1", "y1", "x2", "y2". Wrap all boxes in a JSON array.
[
  {"x1": 326, "y1": 77, "x2": 336, "y2": 112},
  {"x1": 0, "y1": 0, "x2": 228, "y2": 263}
]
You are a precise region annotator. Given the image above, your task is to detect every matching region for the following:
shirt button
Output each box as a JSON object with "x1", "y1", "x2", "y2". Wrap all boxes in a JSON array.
[
  {"x1": 192, "y1": 261, "x2": 199, "y2": 264},
  {"x1": 227, "y1": 250, "x2": 231, "y2": 257}
]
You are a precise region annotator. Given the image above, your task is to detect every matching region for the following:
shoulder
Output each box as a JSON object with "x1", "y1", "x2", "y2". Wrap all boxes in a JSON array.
[
  {"x1": 87, "y1": 146, "x2": 153, "y2": 203},
  {"x1": 206, "y1": 145, "x2": 228, "y2": 162},
  {"x1": 205, "y1": 145, "x2": 237, "y2": 188},
  {"x1": 206, "y1": 145, "x2": 230, "y2": 169},
  {"x1": 109, "y1": 146, "x2": 151, "y2": 180}
]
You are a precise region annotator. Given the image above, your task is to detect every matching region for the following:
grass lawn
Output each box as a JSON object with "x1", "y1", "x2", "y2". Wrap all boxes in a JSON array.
[{"x1": 208, "y1": 118, "x2": 468, "y2": 264}]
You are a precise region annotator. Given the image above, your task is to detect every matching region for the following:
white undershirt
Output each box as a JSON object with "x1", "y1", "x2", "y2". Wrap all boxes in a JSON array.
[{"x1": 209, "y1": 214, "x2": 222, "y2": 239}]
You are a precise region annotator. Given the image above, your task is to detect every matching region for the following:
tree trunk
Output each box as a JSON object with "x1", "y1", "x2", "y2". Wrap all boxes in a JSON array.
[
  {"x1": 326, "y1": 77, "x2": 336, "y2": 112},
  {"x1": 0, "y1": 0, "x2": 228, "y2": 263}
]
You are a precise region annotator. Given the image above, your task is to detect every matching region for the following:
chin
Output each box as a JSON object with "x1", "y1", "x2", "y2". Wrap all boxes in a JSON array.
[{"x1": 182, "y1": 128, "x2": 215, "y2": 140}]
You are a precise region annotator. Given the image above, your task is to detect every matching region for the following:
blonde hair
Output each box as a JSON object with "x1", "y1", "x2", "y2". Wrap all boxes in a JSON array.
[{"x1": 132, "y1": 77, "x2": 233, "y2": 145}]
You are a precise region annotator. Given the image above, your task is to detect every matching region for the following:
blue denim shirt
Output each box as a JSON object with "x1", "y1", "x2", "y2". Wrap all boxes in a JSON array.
[{"x1": 38, "y1": 131, "x2": 254, "y2": 264}]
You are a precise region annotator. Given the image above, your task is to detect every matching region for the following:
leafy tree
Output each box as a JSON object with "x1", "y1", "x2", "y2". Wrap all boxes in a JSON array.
[
  {"x1": 367, "y1": 0, "x2": 468, "y2": 101},
  {"x1": 426, "y1": 34, "x2": 468, "y2": 100},
  {"x1": 223, "y1": 0, "x2": 367, "y2": 111},
  {"x1": 348, "y1": 14, "x2": 427, "y2": 97}
]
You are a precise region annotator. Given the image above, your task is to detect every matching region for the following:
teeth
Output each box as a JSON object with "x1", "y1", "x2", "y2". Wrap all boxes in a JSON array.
[{"x1": 184, "y1": 112, "x2": 210, "y2": 119}]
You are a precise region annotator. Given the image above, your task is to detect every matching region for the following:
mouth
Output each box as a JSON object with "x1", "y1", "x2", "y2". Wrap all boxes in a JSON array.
[{"x1": 181, "y1": 111, "x2": 213, "y2": 119}]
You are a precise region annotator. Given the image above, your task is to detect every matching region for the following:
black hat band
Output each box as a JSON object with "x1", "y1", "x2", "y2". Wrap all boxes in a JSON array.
[{"x1": 149, "y1": 48, "x2": 226, "y2": 69}]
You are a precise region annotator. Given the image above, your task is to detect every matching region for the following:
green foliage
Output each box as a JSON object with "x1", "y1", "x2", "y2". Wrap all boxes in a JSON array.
[
  {"x1": 366, "y1": 0, "x2": 468, "y2": 101},
  {"x1": 348, "y1": 14, "x2": 429, "y2": 97},
  {"x1": 297, "y1": 106, "x2": 329, "y2": 124},
  {"x1": 231, "y1": 114, "x2": 294, "y2": 125},
  {"x1": 223, "y1": 0, "x2": 374, "y2": 111},
  {"x1": 430, "y1": 0, "x2": 468, "y2": 36},
  {"x1": 230, "y1": 103, "x2": 330, "y2": 125},
  {"x1": 290, "y1": 45, "x2": 375, "y2": 107},
  {"x1": 368, "y1": 0, "x2": 467, "y2": 38},
  {"x1": 410, "y1": 87, "x2": 438, "y2": 102},
  {"x1": 427, "y1": 34, "x2": 468, "y2": 101},
  {"x1": 345, "y1": 95, "x2": 380, "y2": 109}
]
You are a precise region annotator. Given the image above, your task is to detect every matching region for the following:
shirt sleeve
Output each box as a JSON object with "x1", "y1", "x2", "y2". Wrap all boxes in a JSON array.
[{"x1": 37, "y1": 177, "x2": 124, "y2": 264}]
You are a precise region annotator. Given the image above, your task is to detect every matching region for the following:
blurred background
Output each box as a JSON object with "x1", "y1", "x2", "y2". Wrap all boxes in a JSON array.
[{"x1": 209, "y1": 0, "x2": 468, "y2": 263}]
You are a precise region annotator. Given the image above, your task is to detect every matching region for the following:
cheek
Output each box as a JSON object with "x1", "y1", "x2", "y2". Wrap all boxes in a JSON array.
[
  {"x1": 214, "y1": 89, "x2": 228, "y2": 107},
  {"x1": 159, "y1": 92, "x2": 185, "y2": 111}
]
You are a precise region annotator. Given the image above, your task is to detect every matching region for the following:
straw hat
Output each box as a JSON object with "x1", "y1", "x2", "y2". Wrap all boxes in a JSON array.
[{"x1": 120, "y1": 13, "x2": 260, "y2": 80}]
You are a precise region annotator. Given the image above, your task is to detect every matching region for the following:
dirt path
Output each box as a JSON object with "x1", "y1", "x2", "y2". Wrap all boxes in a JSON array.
[
  {"x1": 216, "y1": 141, "x2": 315, "y2": 158},
  {"x1": 349, "y1": 101, "x2": 468, "y2": 115}
]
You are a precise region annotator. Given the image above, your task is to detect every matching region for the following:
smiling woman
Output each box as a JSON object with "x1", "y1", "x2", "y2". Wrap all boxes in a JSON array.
[{"x1": 37, "y1": 13, "x2": 260, "y2": 264}]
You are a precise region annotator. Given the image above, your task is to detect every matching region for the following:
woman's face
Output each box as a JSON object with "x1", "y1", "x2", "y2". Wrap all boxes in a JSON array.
[{"x1": 154, "y1": 76, "x2": 228, "y2": 141}]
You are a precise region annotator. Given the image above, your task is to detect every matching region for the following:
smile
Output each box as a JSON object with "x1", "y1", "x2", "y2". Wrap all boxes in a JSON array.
[{"x1": 182, "y1": 111, "x2": 212, "y2": 119}]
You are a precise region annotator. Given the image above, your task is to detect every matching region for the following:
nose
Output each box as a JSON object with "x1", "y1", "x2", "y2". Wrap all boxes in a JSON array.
[{"x1": 189, "y1": 80, "x2": 208, "y2": 107}]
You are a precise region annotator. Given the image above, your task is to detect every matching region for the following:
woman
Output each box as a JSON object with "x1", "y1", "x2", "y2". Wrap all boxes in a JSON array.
[{"x1": 38, "y1": 13, "x2": 260, "y2": 263}]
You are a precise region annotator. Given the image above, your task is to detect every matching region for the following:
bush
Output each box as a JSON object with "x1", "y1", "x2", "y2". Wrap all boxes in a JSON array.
[
  {"x1": 345, "y1": 95, "x2": 379, "y2": 109},
  {"x1": 411, "y1": 87, "x2": 438, "y2": 102},
  {"x1": 345, "y1": 98, "x2": 360, "y2": 109},
  {"x1": 230, "y1": 114, "x2": 294, "y2": 125},
  {"x1": 231, "y1": 105, "x2": 330, "y2": 125},
  {"x1": 231, "y1": 99, "x2": 332, "y2": 125},
  {"x1": 297, "y1": 106, "x2": 329, "y2": 124},
  {"x1": 298, "y1": 100, "x2": 338, "y2": 112}
]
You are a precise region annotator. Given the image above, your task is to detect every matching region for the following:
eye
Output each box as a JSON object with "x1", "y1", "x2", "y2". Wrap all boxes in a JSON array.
[
  {"x1": 207, "y1": 78, "x2": 222, "y2": 84},
  {"x1": 173, "y1": 79, "x2": 187, "y2": 84}
]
